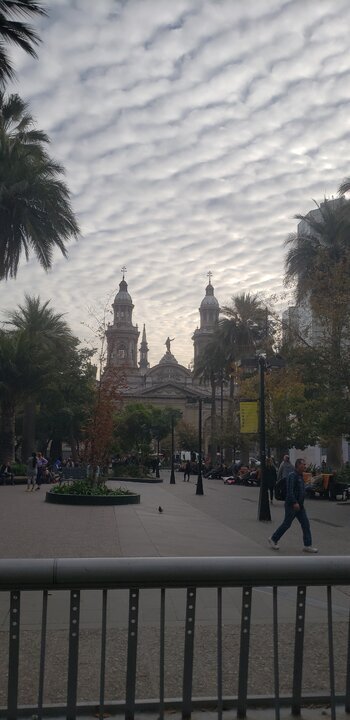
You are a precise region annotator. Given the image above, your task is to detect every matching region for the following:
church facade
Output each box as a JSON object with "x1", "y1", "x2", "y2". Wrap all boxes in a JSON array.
[{"x1": 105, "y1": 272, "x2": 226, "y2": 452}]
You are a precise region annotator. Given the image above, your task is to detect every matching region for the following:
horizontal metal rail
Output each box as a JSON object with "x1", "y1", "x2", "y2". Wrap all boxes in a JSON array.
[
  {"x1": 0, "y1": 555, "x2": 348, "y2": 590},
  {"x1": 0, "y1": 556, "x2": 349, "y2": 720}
]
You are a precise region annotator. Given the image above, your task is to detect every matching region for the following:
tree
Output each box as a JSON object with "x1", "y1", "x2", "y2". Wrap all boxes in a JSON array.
[
  {"x1": 284, "y1": 197, "x2": 350, "y2": 467},
  {"x1": 176, "y1": 419, "x2": 198, "y2": 453},
  {"x1": 6, "y1": 294, "x2": 77, "y2": 459},
  {"x1": 0, "y1": 329, "x2": 23, "y2": 461},
  {"x1": 0, "y1": 0, "x2": 46, "y2": 85},
  {"x1": 194, "y1": 334, "x2": 225, "y2": 464},
  {"x1": 0, "y1": 91, "x2": 79, "y2": 279},
  {"x1": 83, "y1": 366, "x2": 126, "y2": 481},
  {"x1": 219, "y1": 293, "x2": 272, "y2": 360},
  {"x1": 114, "y1": 403, "x2": 155, "y2": 460},
  {"x1": 35, "y1": 346, "x2": 96, "y2": 462},
  {"x1": 339, "y1": 178, "x2": 350, "y2": 196},
  {"x1": 217, "y1": 293, "x2": 274, "y2": 464},
  {"x1": 240, "y1": 364, "x2": 319, "y2": 461}
]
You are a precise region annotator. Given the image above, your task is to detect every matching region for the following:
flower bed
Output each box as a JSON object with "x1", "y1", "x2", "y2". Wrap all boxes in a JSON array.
[{"x1": 46, "y1": 480, "x2": 140, "y2": 505}]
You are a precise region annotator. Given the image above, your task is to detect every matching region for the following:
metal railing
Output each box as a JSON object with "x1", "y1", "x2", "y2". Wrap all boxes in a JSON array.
[{"x1": 0, "y1": 556, "x2": 350, "y2": 720}]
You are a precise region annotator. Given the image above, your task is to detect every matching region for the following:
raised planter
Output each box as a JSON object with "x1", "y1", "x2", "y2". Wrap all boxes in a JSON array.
[
  {"x1": 108, "y1": 476, "x2": 163, "y2": 483},
  {"x1": 46, "y1": 490, "x2": 140, "y2": 506}
]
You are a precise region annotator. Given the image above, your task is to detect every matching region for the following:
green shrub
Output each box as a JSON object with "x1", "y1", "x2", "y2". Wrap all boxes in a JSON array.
[
  {"x1": 51, "y1": 480, "x2": 133, "y2": 496},
  {"x1": 334, "y1": 467, "x2": 350, "y2": 485},
  {"x1": 110, "y1": 464, "x2": 151, "y2": 478},
  {"x1": 11, "y1": 463, "x2": 27, "y2": 476}
]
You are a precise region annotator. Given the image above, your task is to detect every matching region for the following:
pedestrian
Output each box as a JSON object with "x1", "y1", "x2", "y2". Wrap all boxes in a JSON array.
[
  {"x1": 265, "y1": 457, "x2": 277, "y2": 503},
  {"x1": 36, "y1": 452, "x2": 48, "y2": 488},
  {"x1": 277, "y1": 454, "x2": 294, "y2": 482},
  {"x1": 26, "y1": 452, "x2": 37, "y2": 491},
  {"x1": 0, "y1": 460, "x2": 14, "y2": 485},
  {"x1": 268, "y1": 458, "x2": 318, "y2": 553},
  {"x1": 184, "y1": 460, "x2": 191, "y2": 482}
]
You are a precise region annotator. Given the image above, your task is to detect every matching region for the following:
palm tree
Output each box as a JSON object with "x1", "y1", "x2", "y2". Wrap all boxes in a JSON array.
[
  {"x1": 0, "y1": 329, "x2": 22, "y2": 461},
  {"x1": 339, "y1": 178, "x2": 350, "y2": 196},
  {"x1": 0, "y1": 91, "x2": 79, "y2": 279},
  {"x1": 217, "y1": 293, "x2": 273, "y2": 464},
  {"x1": 6, "y1": 295, "x2": 77, "y2": 459},
  {"x1": 219, "y1": 292, "x2": 271, "y2": 361},
  {"x1": 285, "y1": 198, "x2": 350, "y2": 305},
  {"x1": 0, "y1": 0, "x2": 46, "y2": 85},
  {"x1": 284, "y1": 197, "x2": 350, "y2": 468}
]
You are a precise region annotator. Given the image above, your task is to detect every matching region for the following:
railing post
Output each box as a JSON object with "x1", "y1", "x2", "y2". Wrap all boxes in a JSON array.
[
  {"x1": 125, "y1": 589, "x2": 139, "y2": 720},
  {"x1": 7, "y1": 590, "x2": 20, "y2": 720},
  {"x1": 292, "y1": 586, "x2": 306, "y2": 716},
  {"x1": 67, "y1": 589, "x2": 80, "y2": 720},
  {"x1": 237, "y1": 586, "x2": 252, "y2": 719},
  {"x1": 182, "y1": 588, "x2": 196, "y2": 719}
]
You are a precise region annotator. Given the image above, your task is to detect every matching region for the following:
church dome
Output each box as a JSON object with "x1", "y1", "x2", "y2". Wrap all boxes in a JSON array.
[
  {"x1": 200, "y1": 282, "x2": 219, "y2": 308},
  {"x1": 114, "y1": 278, "x2": 132, "y2": 305}
]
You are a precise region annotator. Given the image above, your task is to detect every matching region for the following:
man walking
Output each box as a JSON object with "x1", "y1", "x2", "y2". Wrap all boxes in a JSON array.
[{"x1": 268, "y1": 458, "x2": 318, "y2": 553}]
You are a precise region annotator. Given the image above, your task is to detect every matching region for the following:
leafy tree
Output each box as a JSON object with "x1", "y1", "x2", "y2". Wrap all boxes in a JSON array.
[
  {"x1": 6, "y1": 294, "x2": 77, "y2": 459},
  {"x1": 114, "y1": 403, "x2": 154, "y2": 460},
  {"x1": 0, "y1": 91, "x2": 79, "y2": 279},
  {"x1": 83, "y1": 365, "x2": 126, "y2": 481},
  {"x1": 0, "y1": 328, "x2": 23, "y2": 461},
  {"x1": 176, "y1": 419, "x2": 198, "y2": 453},
  {"x1": 35, "y1": 346, "x2": 96, "y2": 462},
  {"x1": 284, "y1": 197, "x2": 350, "y2": 466},
  {"x1": 240, "y1": 363, "x2": 319, "y2": 461},
  {"x1": 0, "y1": 0, "x2": 46, "y2": 85}
]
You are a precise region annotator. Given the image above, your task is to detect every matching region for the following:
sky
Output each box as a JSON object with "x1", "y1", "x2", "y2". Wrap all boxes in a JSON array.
[{"x1": 1, "y1": 0, "x2": 350, "y2": 368}]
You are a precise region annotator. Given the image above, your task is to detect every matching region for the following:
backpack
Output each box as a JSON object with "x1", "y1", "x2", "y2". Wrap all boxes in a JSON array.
[{"x1": 275, "y1": 476, "x2": 287, "y2": 501}]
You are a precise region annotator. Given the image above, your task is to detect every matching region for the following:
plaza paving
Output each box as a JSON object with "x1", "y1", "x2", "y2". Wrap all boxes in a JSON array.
[{"x1": 0, "y1": 472, "x2": 350, "y2": 716}]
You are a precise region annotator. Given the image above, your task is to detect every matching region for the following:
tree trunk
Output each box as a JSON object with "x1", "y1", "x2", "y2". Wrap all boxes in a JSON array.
[
  {"x1": 69, "y1": 428, "x2": 79, "y2": 463},
  {"x1": 327, "y1": 437, "x2": 343, "y2": 470},
  {"x1": 22, "y1": 400, "x2": 36, "y2": 461},
  {"x1": 50, "y1": 437, "x2": 63, "y2": 462},
  {"x1": 0, "y1": 398, "x2": 16, "y2": 463}
]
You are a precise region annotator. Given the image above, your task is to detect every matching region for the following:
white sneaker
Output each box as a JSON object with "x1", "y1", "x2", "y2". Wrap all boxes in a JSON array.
[
  {"x1": 268, "y1": 537, "x2": 280, "y2": 550},
  {"x1": 303, "y1": 546, "x2": 318, "y2": 553}
]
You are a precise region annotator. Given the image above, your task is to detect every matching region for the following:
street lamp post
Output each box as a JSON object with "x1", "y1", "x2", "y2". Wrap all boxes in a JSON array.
[
  {"x1": 196, "y1": 398, "x2": 204, "y2": 496},
  {"x1": 240, "y1": 354, "x2": 285, "y2": 522},
  {"x1": 170, "y1": 414, "x2": 175, "y2": 484},
  {"x1": 257, "y1": 355, "x2": 271, "y2": 522},
  {"x1": 156, "y1": 439, "x2": 160, "y2": 479}
]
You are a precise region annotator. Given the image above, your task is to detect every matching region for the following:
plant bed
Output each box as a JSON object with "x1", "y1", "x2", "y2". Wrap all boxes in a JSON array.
[
  {"x1": 108, "y1": 475, "x2": 163, "y2": 483},
  {"x1": 46, "y1": 480, "x2": 140, "y2": 506}
]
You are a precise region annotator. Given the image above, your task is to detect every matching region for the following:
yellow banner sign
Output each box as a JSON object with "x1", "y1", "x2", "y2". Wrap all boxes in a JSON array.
[{"x1": 240, "y1": 401, "x2": 258, "y2": 434}]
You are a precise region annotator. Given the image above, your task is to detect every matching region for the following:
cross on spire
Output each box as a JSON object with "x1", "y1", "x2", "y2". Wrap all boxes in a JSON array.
[
  {"x1": 121, "y1": 265, "x2": 127, "y2": 280},
  {"x1": 207, "y1": 270, "x2": 213, "y2": 284}
]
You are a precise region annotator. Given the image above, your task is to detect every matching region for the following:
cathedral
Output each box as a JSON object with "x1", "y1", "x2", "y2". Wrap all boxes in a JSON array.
[{"x1": 105, "y1": 271, "x2": 225, "y2": 446}]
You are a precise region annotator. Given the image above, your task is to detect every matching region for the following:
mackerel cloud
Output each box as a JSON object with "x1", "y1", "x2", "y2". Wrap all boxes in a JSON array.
[{"x1": 1, "y1": 0, "x2": 349, "y2": 366}]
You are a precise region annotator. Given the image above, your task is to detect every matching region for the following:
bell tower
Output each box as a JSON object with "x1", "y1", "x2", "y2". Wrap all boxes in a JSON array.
[
  {"x1": 106, "y1": 268, "x2": 139, "y2": 369},
  {"x1": 192, "y1": 272, "x2": 220, "y2": 368}
]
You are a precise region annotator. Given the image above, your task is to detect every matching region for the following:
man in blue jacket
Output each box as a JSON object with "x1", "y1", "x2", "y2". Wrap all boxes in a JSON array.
[{"x1": 268, "y1": 458, "x2": 318, "y2": 553}]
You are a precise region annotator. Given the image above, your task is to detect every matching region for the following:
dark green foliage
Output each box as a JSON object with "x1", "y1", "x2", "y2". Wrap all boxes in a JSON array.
[
  {"x1": 51, "y1": 480, "x2": 132, "y2": 496},
  {"x1": 0, "y1": 91, "x2": 79, "y2": 279},
  {"x1": 0, "y1": 0, "x2": 47, "y2": 84}
]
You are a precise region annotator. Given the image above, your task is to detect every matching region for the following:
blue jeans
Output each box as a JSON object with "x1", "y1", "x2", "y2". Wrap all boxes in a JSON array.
[{"x1": 271, "y1": 504, "x2": 312, "y2": 547}]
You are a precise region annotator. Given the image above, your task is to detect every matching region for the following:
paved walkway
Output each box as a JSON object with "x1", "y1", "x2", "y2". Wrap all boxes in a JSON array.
[{"x1": 0, "y1": 473, "x2": 349, "y2": 715}]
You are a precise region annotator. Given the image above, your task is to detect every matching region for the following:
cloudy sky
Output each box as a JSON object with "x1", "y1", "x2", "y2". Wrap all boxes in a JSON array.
[{"x1": 1, "y1": 0, "x2": 349, "y2": 367}]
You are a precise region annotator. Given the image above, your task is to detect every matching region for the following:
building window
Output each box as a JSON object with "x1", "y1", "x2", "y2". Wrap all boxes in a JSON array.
[{"x1": 117, "y1": 347, "x2": 126, "y2": 359}]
